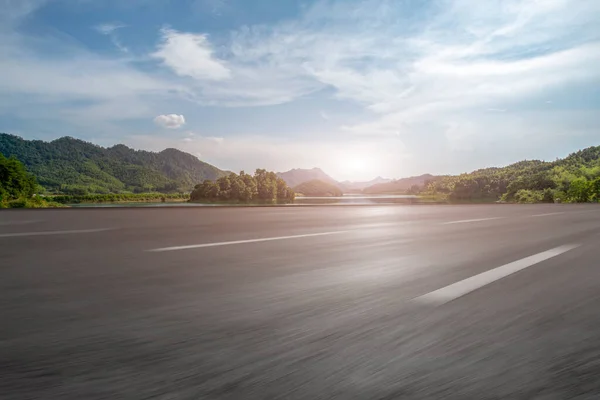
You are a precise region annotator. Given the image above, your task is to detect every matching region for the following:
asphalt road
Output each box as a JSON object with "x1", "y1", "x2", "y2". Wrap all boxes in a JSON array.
[{"x1": 2, "y1": 204, "x2": 600, "y2": 399}]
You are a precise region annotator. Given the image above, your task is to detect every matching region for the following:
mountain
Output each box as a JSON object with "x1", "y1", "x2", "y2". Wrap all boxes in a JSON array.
[
  {"x1": 294, "y1": 179, "x2": 343, "y2": 197},
  {"x1": 276, "y1": 167, "x2": 340, "y2": 188},
  {"x1": 363, "y1": 174, "x2": 438, "y2": 194},
  {"x1": 0, "y1": 133, "x2": 227, "y2": 194},
  {"x1": 339, "y1": 176, "x2": 392, "y2": 192},
  {"x1": 277, "y1": 168, "x2": 393, "y2": 193}
]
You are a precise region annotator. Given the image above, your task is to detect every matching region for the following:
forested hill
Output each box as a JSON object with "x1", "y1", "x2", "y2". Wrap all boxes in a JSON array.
[
  {"x1": 277, "y1": 168, "x2": 340, "y2": 188},
  {"x1": 0, "y1": 133, "x2": 226, "y2": 194},
  {"x1": 421, "y1": 146, "x2": 600, "y2": 203},
  {"x1": 294, "y1": 179, "x2": 343, "y2": 197}
]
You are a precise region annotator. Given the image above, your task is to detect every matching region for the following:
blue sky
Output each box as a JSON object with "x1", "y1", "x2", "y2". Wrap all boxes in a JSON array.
[{"x1": 1, "y1": 0, "x2": 599, "y2": 181}]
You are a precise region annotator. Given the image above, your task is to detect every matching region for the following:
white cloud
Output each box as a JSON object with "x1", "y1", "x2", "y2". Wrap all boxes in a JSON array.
[
  {"x1": 152, "y1": 28, "x2": 231, "y2": 81},
  {"x1": 95, "y1": 22, "x2": 126, "y2": 35},
  {"x1": 154, "y1": 114, "x2": 186, "y2": 129}
]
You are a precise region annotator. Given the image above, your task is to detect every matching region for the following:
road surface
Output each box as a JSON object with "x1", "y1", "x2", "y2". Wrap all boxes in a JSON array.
[{"x1": 2, "y1": 204, "x2": 600, "y2": 399}]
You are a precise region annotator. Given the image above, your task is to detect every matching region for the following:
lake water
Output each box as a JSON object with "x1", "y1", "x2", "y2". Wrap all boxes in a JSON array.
[{"x1": 68, "y1": 194, "x2": 420, "y2": 207}]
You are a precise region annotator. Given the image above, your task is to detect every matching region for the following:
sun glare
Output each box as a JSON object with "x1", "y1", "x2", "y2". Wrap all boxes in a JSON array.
[
  {"x1": 334, "y1": 152, "x2": 375, "y2": 181},
  {"x1": 340, "y1": 155, "x2": 367, "y2": 172}
]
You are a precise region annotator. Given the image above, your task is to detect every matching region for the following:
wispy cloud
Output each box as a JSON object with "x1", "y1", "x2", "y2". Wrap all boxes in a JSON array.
[
  {"x1": 0, "y1": 32, "x2": 182, "y2": 132},
  {"x1": 95, "y1": 22, "x2": 127, "y2": 35},
  {"x1": 95, "y1": 22, "x2": 129, "y2": 53},
  {"x1": 148, "y1": 0, "x2": 600, "y2": 119}
]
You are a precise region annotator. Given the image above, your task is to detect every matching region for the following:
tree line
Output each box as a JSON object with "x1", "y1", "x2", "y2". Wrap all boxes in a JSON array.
[
  {"x1": 49, "y1": 193, "x2": 188, "y2": 204},
  {"x1": 417, "y1": 146, "x2": 600, "y2": 203},
  {"x1": 190, "y1": 169, "x2": 295, "y2": 203}
]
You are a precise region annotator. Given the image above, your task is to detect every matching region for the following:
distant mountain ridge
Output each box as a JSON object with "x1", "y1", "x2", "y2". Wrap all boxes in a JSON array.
[
  {"x1": 276, "y1": 168, "x2": 340, "y2": 188},
  {"x1": 340, "y1": 176, "x2": 392, "y2": 192},
  {"x1": 0, "y1": 133, "x2": 226, "y2": 194},
  {"x1": 362, "y1": 174, "x2": 439, "y2": 194},
  {"x1": 276, "y1": 167, "x2": 419, "y2": 194}
]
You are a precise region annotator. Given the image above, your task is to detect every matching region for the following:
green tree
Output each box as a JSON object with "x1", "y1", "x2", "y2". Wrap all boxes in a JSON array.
[
  {"x1": 255, "y1": 169, "x2": 277, "y2": 201},
  {"x1": 190, "y1": 180, "x2": 221, "y2": 201},
  {"x1": 229, "y1": 173, "x2": 247, "y2": 201},
  {"x1": 217, "y1": 176, "x2": 232, "y2": 200},
  {"x1": 514, "y1": 189, "x2": 543, "y2": 203},
  {"x1": 567, "y1": 178, "x2": 591, "y2": 203},
  {"x1": 542, "y1": 188, "x2": 555, "y2": 203},
  {"x1": 277, "y1": 177, "x2": 293, "y2": 200},
  {"x1": 239, "y1": 171, "x2": 258, "y2": 201},
  {"x1": 0, "y1": 153, "x2": 37, "y2": 203},
  {"x1": 591, "y1": 178, "x2": 600, "y2": 202}
]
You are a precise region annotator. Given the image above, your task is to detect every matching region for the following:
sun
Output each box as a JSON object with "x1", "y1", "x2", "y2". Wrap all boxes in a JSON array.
[
  {"x1": 335, "y1": 152, "x2": 372, "y2": 180},
  {"x1": 340, "y1": 156, "x2": 367, "y2": 172}
]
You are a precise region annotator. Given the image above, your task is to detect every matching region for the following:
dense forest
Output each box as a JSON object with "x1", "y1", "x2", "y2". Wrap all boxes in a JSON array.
[
  {"x1": 294, "y1": 179, "x2": 343, "y2": 197},
  {"x1": 190, "y1": 169, "x2": 295, "y2": 203},
  {"x1": 0, "y1": 134, "x2": 226, "y2": 194},
  {"x1": 416, "y1": 146, "x2": 600, "y2": 203}
]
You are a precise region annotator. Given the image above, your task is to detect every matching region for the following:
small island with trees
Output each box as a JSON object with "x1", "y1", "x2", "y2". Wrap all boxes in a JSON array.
[{"x1": 190, "y1": 169, "x2": 295, "y2": 203}]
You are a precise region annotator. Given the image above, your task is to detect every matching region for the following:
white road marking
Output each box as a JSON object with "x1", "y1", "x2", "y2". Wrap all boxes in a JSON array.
[
  {"x1": 441, "y1": 217, "x2": 505, "y2": 225},
  {"x1": 530, "y1": 212, "x2": 565, "y2": 217},
  {"x1": 148, "y1": 231, "x2": 349, "y2": 252},
  {"x1": 0, "y1": 228, "x2": 113, "y2": 238},
  {"x1": 414, "y1": 244, "x2": 580, "y2": 305}
]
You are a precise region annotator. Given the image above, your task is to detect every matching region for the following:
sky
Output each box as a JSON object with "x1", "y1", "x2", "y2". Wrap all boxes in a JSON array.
[{"x1": 1, "y1": 0, "x2": 599, "y2": 181}]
